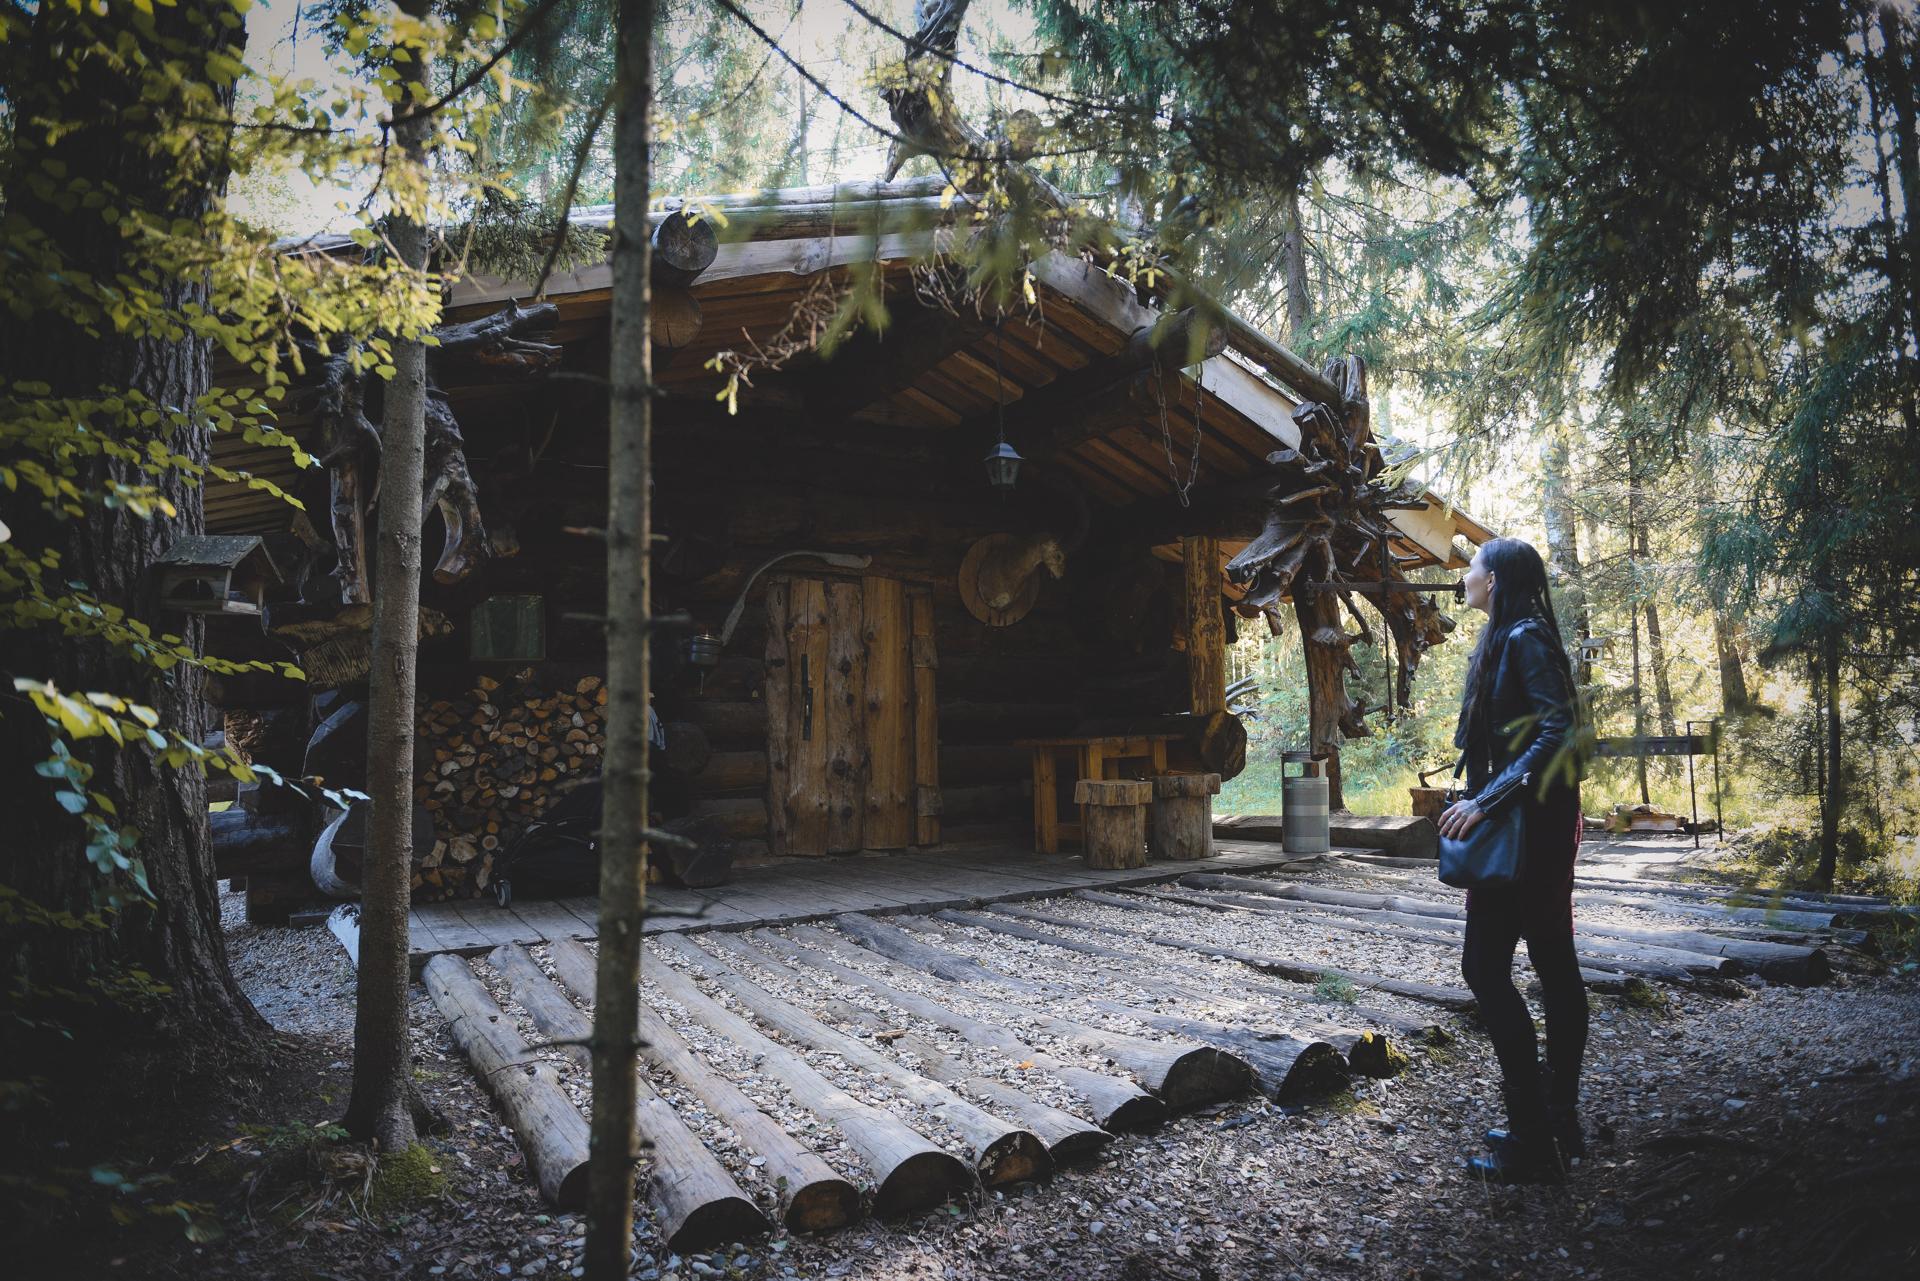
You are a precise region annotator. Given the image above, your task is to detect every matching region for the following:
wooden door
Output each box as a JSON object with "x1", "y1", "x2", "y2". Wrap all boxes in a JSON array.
[{"x1": 766, "y1": 575, "x2": 936, "y2": 855}]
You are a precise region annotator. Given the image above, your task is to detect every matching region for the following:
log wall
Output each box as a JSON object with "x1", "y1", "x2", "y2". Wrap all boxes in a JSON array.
[
  {"x1": 650, "y1": 419, "x2": 1114, "y2": 860},
  {"x1": 212, "y1": 392, "x2": 1207, "y2": 897}
]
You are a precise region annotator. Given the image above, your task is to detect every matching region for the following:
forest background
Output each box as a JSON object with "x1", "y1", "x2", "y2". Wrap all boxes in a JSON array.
[{"x1": 5, "y1": 0, "x2": 1919, "y2": 1267}]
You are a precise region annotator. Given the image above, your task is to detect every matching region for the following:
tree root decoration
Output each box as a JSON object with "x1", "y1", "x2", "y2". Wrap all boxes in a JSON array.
[
  {"x1": 880, "y1": 0, "x2": 1075, "y2": 221},
  {"x1": 1223, "y1": 355, "x2": 1457, "y2": 800},
  {"x1": 316, "y1": 352, "x2": 380, "y2": 604},
  {"x1": 422, "y1": 392, "x2": 486, "y2": 584},
  {"x1": 309, "y1": 303, "x2": 560, "y2": 602}
]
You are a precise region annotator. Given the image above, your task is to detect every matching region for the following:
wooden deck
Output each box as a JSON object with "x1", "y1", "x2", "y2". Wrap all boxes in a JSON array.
[{"x1": 330, "y1": 838, "x2": 1321, "y2": 969}]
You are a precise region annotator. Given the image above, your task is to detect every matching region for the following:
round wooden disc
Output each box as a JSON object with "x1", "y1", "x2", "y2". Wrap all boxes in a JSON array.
[{"x1": 959, "y1": 533, "x2": 1040, "y2": 627}]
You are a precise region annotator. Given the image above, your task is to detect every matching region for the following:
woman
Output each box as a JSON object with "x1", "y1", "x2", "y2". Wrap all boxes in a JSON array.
[{"x1": 1436, "y1": 537, "x2": 1588, "y2": 1182}]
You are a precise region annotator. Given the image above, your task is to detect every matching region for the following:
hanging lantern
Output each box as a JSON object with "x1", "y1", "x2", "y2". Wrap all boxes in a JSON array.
[
  {"x1": 983, "y1": 311, "x2": 1021, "y2": 499},
  {"x1": 984, "y1": 439, "x2": 1023, "y2": 499}
]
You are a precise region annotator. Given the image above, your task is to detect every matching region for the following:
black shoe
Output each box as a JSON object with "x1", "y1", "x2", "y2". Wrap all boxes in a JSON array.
[
  {"x1": 1467, "y1": 1136, "x2": 1565, "y2": 1184},
  {"x1": 1487, "y1": 1114, "x2": 1586, "y2": 1163},
  {"x1": 1547, "y1": 1106, "x2": 1587, "y2": 1161}
]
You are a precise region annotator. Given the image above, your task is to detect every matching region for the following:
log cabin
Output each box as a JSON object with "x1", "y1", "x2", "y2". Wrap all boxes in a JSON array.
[{"x1": 195, "y1": 178, "x2": 1493, "y2": 922}]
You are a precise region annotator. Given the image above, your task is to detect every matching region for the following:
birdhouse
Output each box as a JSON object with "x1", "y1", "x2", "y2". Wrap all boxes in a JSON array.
[{"x1": 155, "y1": 535, "x2": 282, "y2": 618}]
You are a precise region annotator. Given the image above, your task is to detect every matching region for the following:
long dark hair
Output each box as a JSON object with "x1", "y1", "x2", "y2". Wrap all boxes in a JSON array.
[{"x1": 1454, "y1": 537, "x2": 1578, "y2": 749}]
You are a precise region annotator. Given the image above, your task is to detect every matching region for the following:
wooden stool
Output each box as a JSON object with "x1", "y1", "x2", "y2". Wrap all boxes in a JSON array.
[
  {"x1": 1073, "y1": 779, "x2": 1151, "y2": 869},
  {"x1": 1016, "y1": 734, "x2": 1174, "y2": 853},
  {"x1": 1149, "y1": 773, "x2": 1221, "y2": 861}
]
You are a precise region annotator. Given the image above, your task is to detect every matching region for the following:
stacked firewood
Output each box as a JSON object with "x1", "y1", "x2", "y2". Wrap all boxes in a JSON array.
[{"x1": 411, "y1": 669, "x2": 606, "y2": 900}]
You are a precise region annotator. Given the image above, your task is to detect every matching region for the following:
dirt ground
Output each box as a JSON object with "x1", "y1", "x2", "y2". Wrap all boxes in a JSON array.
[{"x1": 31, "y1": 853, "x2": 1920, "y2": 1281}]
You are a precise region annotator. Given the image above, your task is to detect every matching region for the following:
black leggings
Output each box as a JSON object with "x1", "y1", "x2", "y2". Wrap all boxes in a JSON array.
[{"x1": 1460, "y1": 815, "x2": 1589, "y2": 1134}]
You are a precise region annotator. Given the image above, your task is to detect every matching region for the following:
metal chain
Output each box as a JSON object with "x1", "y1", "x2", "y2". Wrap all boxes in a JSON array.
[
  {"x1": 993, "y1": 311, "x2": 1006, "y2": 443},
  {"x1": 1154, "y1": 369, "x2": 1205, "y2": 507}
]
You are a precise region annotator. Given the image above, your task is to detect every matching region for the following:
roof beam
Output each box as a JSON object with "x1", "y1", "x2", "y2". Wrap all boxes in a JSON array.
[
  {"x1": 784, "y1": 304, "x2": 990, "y2": 422},
  {"x1": 969, "y1": 309, "x2": 1224, "y2": 462}
]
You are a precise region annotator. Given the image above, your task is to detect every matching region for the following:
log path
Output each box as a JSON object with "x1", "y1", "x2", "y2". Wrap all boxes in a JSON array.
[
  {"x1": 332, "y1": 838, "x2": 1318, "y2": 971},
  {"x1": 409, "y1": 834, "x2": 1871, "y2": 1249}
]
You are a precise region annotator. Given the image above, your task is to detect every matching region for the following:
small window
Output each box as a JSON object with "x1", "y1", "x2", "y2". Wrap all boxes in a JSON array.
[{"x1": 469, "y1": 594, "x2": 546, "y2": 661}]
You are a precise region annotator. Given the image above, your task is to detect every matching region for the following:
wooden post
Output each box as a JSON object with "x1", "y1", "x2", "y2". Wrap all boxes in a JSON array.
[
  {"x1": 909, "y1": 588, "x2": 940, "y2": 845},
  {"x1": 1030, "y1": 747, "x2": 1058, "y2": 853},
  {"x1": 1294, "y1": 587, "x2": 1355, "y2": 812},
  {"x1": 863, "y1": 576, "x2": 911, "y2": 849},
  {"x1": 824, "y1": 579, "x2": 866, "y2": 853},
  {"x1": 788, "y1": 578, "x2": 831, "y2": 853},
  {"x1": 764, "y1": 579, "x2": 792, "y2": 856},
  {"x1": 1184, "y1": 536, "x2": 1226, "y2": 716}
]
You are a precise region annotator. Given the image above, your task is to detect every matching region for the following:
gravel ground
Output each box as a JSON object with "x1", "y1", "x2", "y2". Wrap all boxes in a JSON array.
[
  {"x1": 195, "y1": 855, "x2": 1918, "y2": 1281},
  {"x1": 219, "y1": 882, "x2": 359, "y2": 1036}
]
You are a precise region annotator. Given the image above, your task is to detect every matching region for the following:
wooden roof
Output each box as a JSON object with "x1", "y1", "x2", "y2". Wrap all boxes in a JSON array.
[{"x1": 208, "y1": 185, "x2": 1491, "y2": 573}]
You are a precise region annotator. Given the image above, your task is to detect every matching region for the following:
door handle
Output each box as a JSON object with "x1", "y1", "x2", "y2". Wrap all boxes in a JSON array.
[{"x1": 800, "y1": 653, "x2": 813, "y2": 741}]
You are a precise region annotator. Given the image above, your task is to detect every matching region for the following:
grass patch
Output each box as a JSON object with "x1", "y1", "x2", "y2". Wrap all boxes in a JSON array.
[
  {"x1": 1868, "y1": 912, "x2": 1920, "y2": 970},
  {"x1": 1621, "y1": 977, "x2": 1669, "y2": 1011},
  {"x1": 1415, "y1": 1023, "x2": 1462, "y2": 1065},
  {"x1": 1313, "y1": 973, "x2": 1359, "y2": 1004},
  {"x1": 1324, "y1": 1090, "x2": 1380, "y2": 1119}
]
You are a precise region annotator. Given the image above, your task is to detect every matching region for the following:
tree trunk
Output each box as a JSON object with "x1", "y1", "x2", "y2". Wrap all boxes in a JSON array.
[
  {"x1": 1624, "y1": 431, "x2": 1674, "y2": 779},
  {"x1": 1080, "y1": 886, "x2": 1479, "y2": 1010},
  {"x1": 1629, "y1": 601, "x2": 1650, "y2": 805},
  {"x1": 1880, "y1": 10, "x2": 1920, "y2": 422},
  {"x1": 1637, "y1": 526, "x2": 1678, "y2": 736},
  {"x1": 1281, "y1": 188, "x2": 1310, "y2": 346},
  {"x1": 0, "y1": 1, "x2": 263, "y2": 1060},
  {"x1": 344, "y1": 43, "x2": 430, "y2": 1154},
  {"x1": 585, "y1": 1, "x2": 655, "y2": 1276},
  {"x1": 640, "y1": 946, "x2": 973, "y2": 1217},
  {"x1": 1295, "y1": 587, "x2": 1358, "y2": 811},
  {"x1": 1540, "y1": 417, "x2": 1591, "y2": 687},
  {"x1": 1712, "y1": 612, "x2": 1751, "y2": 716},
  {"x1": 544, "y1": 939, "x2": 861, "y2": 1233},
  {"x1": 1818, "y1": 627, "x2": 1843, "y2": 887}
]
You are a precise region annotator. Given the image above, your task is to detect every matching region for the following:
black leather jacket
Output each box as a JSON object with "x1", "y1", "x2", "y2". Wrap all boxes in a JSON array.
[{"x1": 1461, "y1": 617, "x2": 1579, "y2": 816}]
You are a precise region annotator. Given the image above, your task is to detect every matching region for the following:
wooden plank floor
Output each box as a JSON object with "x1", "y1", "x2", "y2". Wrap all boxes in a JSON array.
[{"x1": 364, "y1": 837, "x2": 1324, "y2": 969}]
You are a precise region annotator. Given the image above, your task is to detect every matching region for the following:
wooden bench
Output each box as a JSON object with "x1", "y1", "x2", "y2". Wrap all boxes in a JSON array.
[{"x1": 1014, "y1": 734, "x2": 1175, "y2": 854}]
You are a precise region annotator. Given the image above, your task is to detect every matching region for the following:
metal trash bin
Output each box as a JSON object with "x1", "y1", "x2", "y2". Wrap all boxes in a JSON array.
[{"x1": 1280, "y1": 751, "x2": 1330, "y2": 854}]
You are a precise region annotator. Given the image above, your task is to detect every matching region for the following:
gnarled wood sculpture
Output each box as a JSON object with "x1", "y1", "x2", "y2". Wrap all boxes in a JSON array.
[
  {"x1": 1224, "y1": 356, "x2": 1455, "y2": 808},
  {"x1": 314, "y1": 301, "x2": 561, "y2": 604},
  {"x1": 882, "y1": 0, "x2": 1070, "y2": 214}
]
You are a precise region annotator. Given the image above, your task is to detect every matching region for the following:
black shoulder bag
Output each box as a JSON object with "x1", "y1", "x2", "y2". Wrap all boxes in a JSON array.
[{"x1": 1437, "y1": 757, "x2": 1530, "y2": 890}]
